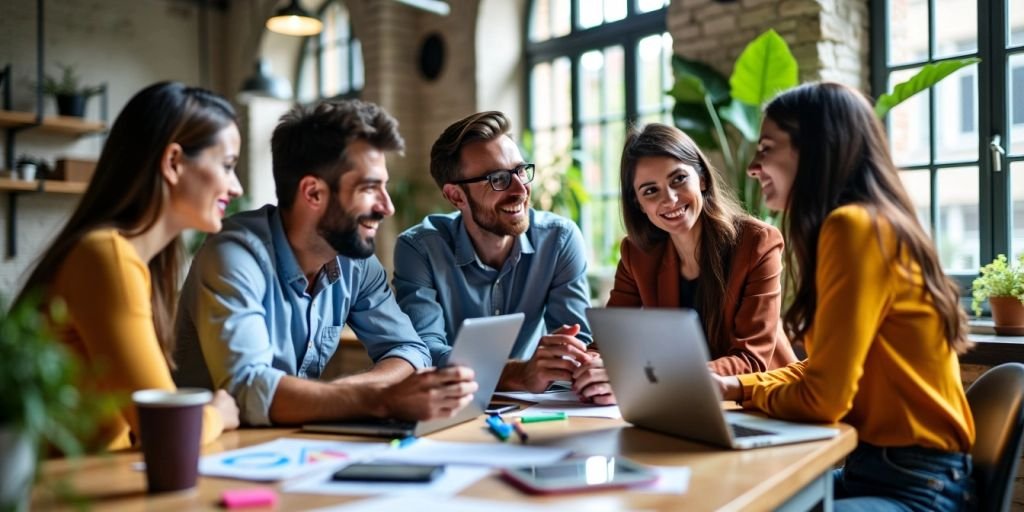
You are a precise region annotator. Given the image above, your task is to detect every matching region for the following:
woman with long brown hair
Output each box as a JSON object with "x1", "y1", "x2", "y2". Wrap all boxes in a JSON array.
[
  {"x1": 716, "y1": 82, "x2": 974, "y2": 510},
  {"x1": 572, "y1": 123, "x2": 797, "y2": 404},
  {"x1": 17, "y1": 81, "x2": 241, "y2": 450}
]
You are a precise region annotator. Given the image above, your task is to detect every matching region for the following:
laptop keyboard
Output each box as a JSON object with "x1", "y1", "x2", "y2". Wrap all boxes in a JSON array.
[{"x1": 730, "y1": 424, "x2": 775, "y2": 438}]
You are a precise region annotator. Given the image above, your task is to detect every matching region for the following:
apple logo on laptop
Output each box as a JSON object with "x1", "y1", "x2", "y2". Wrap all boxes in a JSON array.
[{"x1": 643, "y1": 361, "x2": 658, "y2": 384}]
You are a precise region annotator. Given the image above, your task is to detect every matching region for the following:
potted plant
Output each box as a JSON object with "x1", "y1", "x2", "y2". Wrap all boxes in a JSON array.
[
  {"x1": 971, "y1": 254, "x2": 1024, "y2": 335},
  {"x1": 41, "y1": 64, "x2": 103, "y2": 118},
  {"x1": 0, "y1": 293, "x2": 104, "y2": 510}
]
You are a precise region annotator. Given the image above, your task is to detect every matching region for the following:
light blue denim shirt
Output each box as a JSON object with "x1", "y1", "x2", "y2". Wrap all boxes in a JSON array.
[
  {"x1": 393, "y1": 209, "x2": 592, "y2": 364},
  {"x1": 174, "y1": 205, "x2": 430, "y2": 426}
]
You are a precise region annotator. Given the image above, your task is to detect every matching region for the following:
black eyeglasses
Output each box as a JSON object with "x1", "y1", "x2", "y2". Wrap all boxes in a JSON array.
[{"x1": 449, "y1": 163, "x2": 535, "y2": 191}]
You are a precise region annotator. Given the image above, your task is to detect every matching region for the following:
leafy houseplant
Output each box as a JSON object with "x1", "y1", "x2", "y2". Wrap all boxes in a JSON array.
[
  {"x1": 0, "y1": 293, "x2": 105, "y2": 510},
  {"x1": 669, "y1": 29, "x2": 980, "y2": 220},
  {"x1": 971, "y1": 254, "x2": 1024, "y2": 335},
  {"x1": 41, "y1": 64, "x2": 103, "y2": 118}
]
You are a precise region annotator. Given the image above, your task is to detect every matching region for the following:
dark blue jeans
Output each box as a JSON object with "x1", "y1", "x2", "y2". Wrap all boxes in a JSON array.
[{"x1": 833, "y1": 443, "x2": 974, "y2": 511}]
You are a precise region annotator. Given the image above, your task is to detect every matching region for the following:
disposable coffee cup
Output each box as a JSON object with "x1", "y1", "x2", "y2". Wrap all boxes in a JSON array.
[{"x1": 131, "y1": 388, "x2": 211, "y2": 493}]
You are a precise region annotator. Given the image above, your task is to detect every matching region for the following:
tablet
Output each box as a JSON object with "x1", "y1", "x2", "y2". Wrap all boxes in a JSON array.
[{"x1": 500, "y1": 456, "x2": 658, "y2": 495}]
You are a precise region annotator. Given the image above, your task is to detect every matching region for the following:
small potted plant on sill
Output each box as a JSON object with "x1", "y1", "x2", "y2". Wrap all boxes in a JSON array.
[
  {"x1": 41, "y1": 64, "x2": 102, "y2": 118},
  {"x1": 972, "y1": 254, "x2": 1024, "y2": 335}
]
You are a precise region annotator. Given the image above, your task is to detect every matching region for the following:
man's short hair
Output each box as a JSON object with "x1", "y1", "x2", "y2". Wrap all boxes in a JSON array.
[
  {"x1": 271, "y1": 99, "x2": 404, "y2": 210},
  {"x1": 429, "y1": 111, "x2": 510, "y2": 189}
]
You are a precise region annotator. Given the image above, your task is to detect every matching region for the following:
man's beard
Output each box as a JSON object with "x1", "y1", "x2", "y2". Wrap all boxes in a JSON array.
[
  {"x1": 318, "y1": 198, "x2": 380, "y2": 259},
  {"x1": 466, "y1": 192, "x2": 530, "y2": 237}
]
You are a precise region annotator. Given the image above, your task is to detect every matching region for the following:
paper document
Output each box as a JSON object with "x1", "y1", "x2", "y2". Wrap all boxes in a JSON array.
[
  {"x1": 198, "y1": 438, "x2": 387, "y2": 481},
  {"x1": 284, "y1": 465, "x2": 489, "y2": 497},
  {"x1": 370, "y1": 438, "x2": 571, "y2": 467},
  {"x1": 637, "y1": 466, "x2": 692, "y2": 494},
  {"x1": 307, "y1": 495, "x2": 569, "y2": 512},
  {"x1": 514, "y1": 402, "x2": 622, "y2": 419}
]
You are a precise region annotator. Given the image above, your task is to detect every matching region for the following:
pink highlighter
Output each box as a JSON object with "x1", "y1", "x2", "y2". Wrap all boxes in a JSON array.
[{"x1": 220, "y1": 488, "x2": 278, "y2": 509}]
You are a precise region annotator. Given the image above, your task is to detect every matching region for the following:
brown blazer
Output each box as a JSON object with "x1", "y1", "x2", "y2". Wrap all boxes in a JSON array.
[{"x1": 607, "y1": 217, "x2": 797, "y2": 375}]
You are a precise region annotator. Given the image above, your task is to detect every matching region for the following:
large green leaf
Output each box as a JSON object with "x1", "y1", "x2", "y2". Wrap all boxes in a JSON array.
[
  {"x1": 730, "y1": 29, "x2": 798, "y2": 106},
  {"x1": 718, "y1": 100, "x2": 761, "y2": 142},
  {"x1": 668, "y1": 74, "x2": 708, "y2": 104},
  {"x1": 672, "y1": 102, "x2": 718, "y2": 149},
  {"x1": 875, "y1": 57, "x2": 981, "y2": 118},
  {"x1": 671, "y1": 54, "x2": 730, "y2": 105}
]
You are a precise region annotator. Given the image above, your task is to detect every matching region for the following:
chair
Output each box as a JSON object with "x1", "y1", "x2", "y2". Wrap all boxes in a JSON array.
[{"x1": 966, "y1": 362, "x2": 1024, "y2": 511}]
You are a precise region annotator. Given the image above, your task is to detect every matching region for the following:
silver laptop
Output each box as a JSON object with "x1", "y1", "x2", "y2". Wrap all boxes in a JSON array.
[
  {"x1": 586, "y1": 307, "x2": 837, "y2": 449},
  {"x1": 303, "y1": 313, "x2": 525, "y2": 437}
]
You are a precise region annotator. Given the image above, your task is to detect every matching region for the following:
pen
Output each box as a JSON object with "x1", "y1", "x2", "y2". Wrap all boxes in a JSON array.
[
  {"x1": 510, "y1": 420, "x2": 529, "y2": 443},
  {"x1": 519, "y1": 412, "x2": 568, "y2": 423},
  {"x1": 389, "y1": 436, "x2": 417, "y2": 449}
]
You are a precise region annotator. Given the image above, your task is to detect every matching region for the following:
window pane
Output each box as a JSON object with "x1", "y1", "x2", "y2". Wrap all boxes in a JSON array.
[
  {"x1": 603, "y1": 46, "x2": 625, "y2": 117},
  {"x1": 637, "y1": 33, "x2": 673, "y2": 117},
  {"x1": 352, "y1": 39, "x2": 364, "y2": 90},
  {"x1": 1012, "y1": 0, "x2": 1024, "y2": 48},
  {"x1": 1010, "y1": 53, "x2": 1024, "y2": 157},
  {"x1": 579, "y1": 50, "x2": 605, "y2": 122},
  {"x1": 889, "y1": 67, "x2": 931, "y2": 167},
  {"x1": 934, "y1": 0, "x2": 976, "y2": 58},
  {"x1": 899, "y1": 169, "x2": 932, "y2": 236},
  {"x1": 637, "y1": 0, "x2": 668, "y2": 13},
  {"x1": 1012, "y1": 162, "x2": 1024, "y2": 260},
  {"x1": 530, "y1": 0, "x2": 570, "y2": 42},
  {"x1": 297, "y1": 45, "x2": 317, "y2": 103},
  {"x1": 936, "y1": 166, "x2": 979, "y2": 272},
  {"x1": 531, "y1": 62, "x2": 553, "y2": 129},
  {"x1": 886, "y1": 0, "x2": 928, "y2": 65},
  {"x1": 935, "y1": 63, "x2": 978, "y2": 163},
  {"x1": 604, "y1": 0, "x2": 627, "y2": 23},
  {"x1": 579, "y1": 0, "x2": 603, "y2": 29}
]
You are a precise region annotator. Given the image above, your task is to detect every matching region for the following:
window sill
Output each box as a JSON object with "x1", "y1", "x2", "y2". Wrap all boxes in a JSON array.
[{"x1": 963, "y1": 318, "x2": 1024, "y2": 365}]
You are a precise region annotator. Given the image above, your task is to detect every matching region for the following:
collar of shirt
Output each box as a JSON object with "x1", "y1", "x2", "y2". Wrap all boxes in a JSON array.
[
  {"x1": 269, "y1": 209, "x2": 343, "y2": 295},
  {"x1": 453, "y1": 214, "x2": 536, "y2": 271}
]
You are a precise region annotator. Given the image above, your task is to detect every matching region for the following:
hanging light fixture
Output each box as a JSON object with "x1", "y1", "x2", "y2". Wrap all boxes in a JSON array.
[
  {"x1": 238, "y1": 59, "x2": 293, "y2": 100},
  {"x1": 265, "y1": 0, "x2": 323, "y2": 36}
]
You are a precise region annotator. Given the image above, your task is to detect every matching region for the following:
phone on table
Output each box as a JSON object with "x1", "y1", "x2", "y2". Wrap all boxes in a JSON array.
[
  {"x1": 485, "y1": 402, "x2": 521, "y2": 415},
  {"x1": 331, "y1": 463, "x2": 445, "y2": 483},
  {"x1": 501, "y1": 456, "x2": 657, "y2": 495}
]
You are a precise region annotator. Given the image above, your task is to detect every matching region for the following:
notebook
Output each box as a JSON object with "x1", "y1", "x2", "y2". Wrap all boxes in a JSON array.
[
  {"x1": 302, "y1": 312, "x2": 525, "y2": 437},
  {"x1": 585, "y1": 307, "x2": 838, "y2": 449}
]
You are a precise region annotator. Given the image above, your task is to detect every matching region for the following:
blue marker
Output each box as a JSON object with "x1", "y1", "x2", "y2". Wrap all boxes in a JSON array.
[
  {"x1": 485, "y1": 416, "x2": 513, "y2": 441},
  {"x1": 389, "y1": 436, "x2": 417, "y2": 449}
]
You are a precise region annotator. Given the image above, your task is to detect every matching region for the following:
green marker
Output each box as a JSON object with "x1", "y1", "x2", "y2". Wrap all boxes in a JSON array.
[{"x1": 519, "y1": 412, "x2": 567, "y2": 423}]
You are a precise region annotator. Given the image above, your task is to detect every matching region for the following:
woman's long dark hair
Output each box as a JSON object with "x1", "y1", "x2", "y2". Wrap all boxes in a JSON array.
[
  {"x1": 620, "y1": 123, "x2": 748, "y2": 355},
  {"x1": 17, "y1": 81, "x2": 237, "y2": 367},
  {"x1": 767, "y1": 82, "x2": 970, "y2": 354}
]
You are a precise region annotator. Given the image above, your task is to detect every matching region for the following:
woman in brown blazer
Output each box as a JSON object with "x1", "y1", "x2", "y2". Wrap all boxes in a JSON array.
[{"x1": 573, "y1": 123, "x2": 796, "y2": 403}]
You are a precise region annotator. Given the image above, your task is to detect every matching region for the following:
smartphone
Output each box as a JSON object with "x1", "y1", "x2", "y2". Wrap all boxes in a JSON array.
[
  {"x1": 501, "y1": 456, "x2": 657, "y2": 495},
  {"x1": 485, "y1": 402, "x2": 521, "y2": 415},
  {"x1": 331, "y1": 463, "x2": 445, "y2": 483}
]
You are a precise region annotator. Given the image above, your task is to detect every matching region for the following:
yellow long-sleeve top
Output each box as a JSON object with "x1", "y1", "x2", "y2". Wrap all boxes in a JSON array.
[
  {"x1": 737, "y1": 205, "x2": 974, "y2": 453},
  {"x1": 50, "y1": 229, "x2": 224, "y2": 451}
]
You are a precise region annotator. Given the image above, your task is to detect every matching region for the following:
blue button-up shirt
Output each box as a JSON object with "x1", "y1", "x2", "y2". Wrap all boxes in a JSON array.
[
  {"x1": 174, "y1": 205, "x2": 430, "y2": 426},
  {"x1": 393, "y1": 209, "x2": 592, "y2": 364}
]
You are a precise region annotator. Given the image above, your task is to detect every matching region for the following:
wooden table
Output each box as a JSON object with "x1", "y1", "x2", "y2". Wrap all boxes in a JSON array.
[{"x1": 33, "y1": 417, "x2": 856, "y2": 512}]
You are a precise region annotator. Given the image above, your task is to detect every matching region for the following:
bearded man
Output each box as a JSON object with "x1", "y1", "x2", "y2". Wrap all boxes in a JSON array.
[
  {"x1": 174, "y1": 100, "x2": 477, "y2": 426},
  {"x1": 393, "y1": 111, "x2": 596, "y2": 395}
]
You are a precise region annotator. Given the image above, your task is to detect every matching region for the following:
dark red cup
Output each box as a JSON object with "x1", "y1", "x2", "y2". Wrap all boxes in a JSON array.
[{"x1": 132, "y1": 388, "x2": 211, "y2": 493}]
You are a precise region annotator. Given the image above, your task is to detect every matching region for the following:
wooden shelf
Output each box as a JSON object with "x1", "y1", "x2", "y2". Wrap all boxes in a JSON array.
[
  {"x1": 0, "y1": 177, "x2": 87, "y2": 194},
  {"x1": 0, "y1": 110, "x2": 105, "y2": 135}
]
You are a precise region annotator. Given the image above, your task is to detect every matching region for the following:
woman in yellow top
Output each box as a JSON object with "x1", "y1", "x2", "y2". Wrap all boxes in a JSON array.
[
  {"x1": 715, "y1": 82, "x2": 975, "y2": 510},
  {"x1": 17, "y1": 82, "x2": 242, "y2": 451}
]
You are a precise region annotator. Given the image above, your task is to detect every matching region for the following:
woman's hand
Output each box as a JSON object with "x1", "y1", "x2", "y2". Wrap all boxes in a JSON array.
[
  {"x1": 710, "y1": 372, "x2": 743, "y2": 402},
  {"x1": 211, "y1": 389, "x2": 240, "y2": 430}
]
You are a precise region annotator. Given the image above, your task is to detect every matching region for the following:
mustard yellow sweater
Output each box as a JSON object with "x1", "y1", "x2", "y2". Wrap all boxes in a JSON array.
[
  {"x1": 737, "y1": 205, "x2": 974, "y2": 453},
  {"x1": 50, "y1": 229, "x2": 223, "y2": 451}
]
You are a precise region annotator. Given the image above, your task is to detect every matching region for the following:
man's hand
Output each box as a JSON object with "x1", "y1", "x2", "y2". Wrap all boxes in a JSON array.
[
  {"x1": 382, "y1": 365, "x2": 478, "y2": 421},
  {"x1": 501, "y1": 324, "x2": 591, "y2": 393},
  {"x1": 710, "y1": 372, "x2": 743, "y2": 402},
  {"x1": 571, "y1": 350, "x2": 616, "y2": 405}
]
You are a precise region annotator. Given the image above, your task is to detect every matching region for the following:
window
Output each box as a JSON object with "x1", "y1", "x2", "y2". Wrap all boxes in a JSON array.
[
  {"x1": 296, "y1": 0, "x2": 364, "y2": 103},
  {"x1": 873, "y1": 0, "x2": 1024, "y2": 285},
  {"x1": 526, "y1": 0, "x2": 670, "y2": 268}
]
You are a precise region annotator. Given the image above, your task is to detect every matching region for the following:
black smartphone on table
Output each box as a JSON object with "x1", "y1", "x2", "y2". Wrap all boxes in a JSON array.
[
  {"x1": 485, "y1": 401, "x2": 521, "y2": 414},
  {"x1": 331, "y1": 463, "x2": 445, "y2": 483}
]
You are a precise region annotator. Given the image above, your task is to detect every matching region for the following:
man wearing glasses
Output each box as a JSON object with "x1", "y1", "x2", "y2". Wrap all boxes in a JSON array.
[{"x1": 393, "y1": 111, "x2": 598, "y2": 396}]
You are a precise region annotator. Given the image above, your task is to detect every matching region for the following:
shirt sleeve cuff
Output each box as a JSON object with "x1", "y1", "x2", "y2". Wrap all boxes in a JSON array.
[
  {"x1": 380, "y1": 346, "x2": 432, "y2": 370},
  {"x1": 237, "y1": 367, "x2": 286, "y2": 426},
  {"x1": 736, "y1": 373, "x2": 760, "y2": 404}
]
